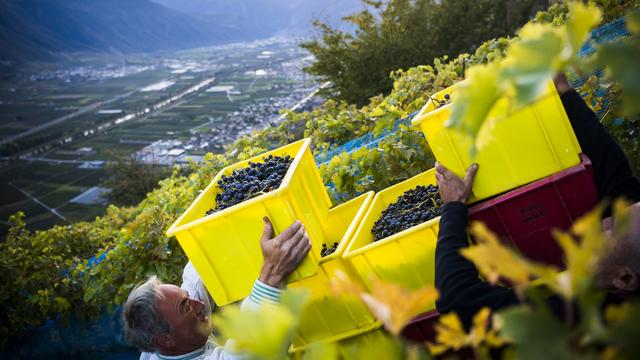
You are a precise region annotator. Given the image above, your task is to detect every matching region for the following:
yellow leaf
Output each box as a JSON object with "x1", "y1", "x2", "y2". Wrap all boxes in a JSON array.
[
  {"x1": 364, "y1": 279, "x2": 439, "y2": 335},
  {"x1": 429, "y1": 308, "x2": 506, "y2": 356},
  {"x1": 549, "y1": 203, "x2": 611, "y2": 300},
  {"x1": 600, "y1": 347, "x2": 618, "y2": 360},
  {"x1": 329, "y1": 270, "x2": 364, "y2": 298},
  {"x1": 566, "y1": 2, "x2": 602, "y2": 52},
  {"x1": 605, "y1": 302, "x2": 630, "y2": 324},
  {"x1": 429, "y1": 312, "x2": 467, "y2": 355},
  {"x1": 463, "y1": 222, "x2": 554, "y2": 287},
  {"x1": 330, "y1": 271, "x2": 439, "y2": 336}
]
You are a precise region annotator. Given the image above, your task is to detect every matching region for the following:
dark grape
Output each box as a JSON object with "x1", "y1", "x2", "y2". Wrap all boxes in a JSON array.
[
  {"x1": 205, "y1": 154, "x2": 294, "y2": 216},
  {"x1": 371, "y1": 184, "x2": 442, "y2": 241},
  {"x1": 321, "y1": 242, "x2": 339, "y2": 257}
]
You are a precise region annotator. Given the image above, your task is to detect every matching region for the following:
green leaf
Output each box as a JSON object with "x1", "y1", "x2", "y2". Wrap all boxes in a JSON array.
[
  {"x1": 496, "y1": 306, "x2": 577, "y2": 360},
  {"x1": 566, "y1": 2, "x2": 603, "y2": 52},
  {"x1": 446, "y1": 63, "x2": 501, "y2": 139},
  {"x1": 596, "y1": 35, "x2": 640, "y2": 115},
  {"x1": 603, "y1": 302, "x2": 640, "y2": 357},
  {"x1": 501, "y1": 23, "x2": 564, "y2": 106},
  {"x1": 212, "y1": 304, "x2": 296, "y2": 360}
]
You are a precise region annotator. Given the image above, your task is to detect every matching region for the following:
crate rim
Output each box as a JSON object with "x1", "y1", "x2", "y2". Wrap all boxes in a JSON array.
[
  {"x1": 468, "y1": 153, "x2": 592, "y2": 214},
  {"x1": 411, "y1": 79, "x2": 561, "y2": 129},
  {"x1": 289, "y1": 321, "x2": 383, "y2": 353},
  {"x1": 343, "y1": 167, "x2": 440, "y2": 258},
  {"x1": 411, "y1": 81, "x2": 463, "y2": 125},
  {"x1": 321, "y1": 191, "x2": 375, "y2": 262},
  {"x1": 344, "y1": 213, "x2": 440, "y2": 259},
  {"x1": 166, "y1": 138, "x2": 314, "y2": 237}
]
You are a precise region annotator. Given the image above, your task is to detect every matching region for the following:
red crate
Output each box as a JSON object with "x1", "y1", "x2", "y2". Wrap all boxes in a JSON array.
[
  {"x1": 401, "y1": 310, "x2": 439, "y2": 343},
  {"x1": 468, "y1": 154, "x2": 597, "y2": 267}
]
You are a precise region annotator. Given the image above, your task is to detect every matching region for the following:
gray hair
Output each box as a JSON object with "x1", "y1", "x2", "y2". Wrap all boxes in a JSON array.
[{"x1": 123, "y1": 276, "x2": 171, "y2": 352}]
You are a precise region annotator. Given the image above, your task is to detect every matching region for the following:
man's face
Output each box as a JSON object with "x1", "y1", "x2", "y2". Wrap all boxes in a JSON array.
[{"x1": 155, "y1": 284, "x2": 213, "y2": 353}]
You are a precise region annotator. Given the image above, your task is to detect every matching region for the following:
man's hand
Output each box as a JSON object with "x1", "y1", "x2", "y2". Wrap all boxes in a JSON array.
[
  {"x1": 258, "y1": 217, "x2": 311, "y2": 288},
  {"x1": 435, "y1": 162, "x2": 479, "y2": 204},
  {"x1": 553, "y1": 73, "x2": 572, "y2": 96}
]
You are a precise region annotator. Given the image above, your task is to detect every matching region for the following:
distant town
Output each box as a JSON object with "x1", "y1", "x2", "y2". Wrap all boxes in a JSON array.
[{"x1": 0, "y1": 37, "x2": 325, "y2": 232}]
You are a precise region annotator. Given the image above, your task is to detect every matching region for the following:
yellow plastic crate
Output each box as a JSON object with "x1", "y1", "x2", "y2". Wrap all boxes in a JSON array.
[
  {"x1": 166, "y1": 138, "x2": 332, "y2": 306},
  {"x1": 289, "y1": 192, "x2": 380, "y2": 352},
  {"x1": 291, "y1": 326, "x2": 388, "y2": 359},
  {"x1": 411, "y1": 80, "x2": 581, "y2": 200},
  {"x1": 343, "y1": 169, "x2": 440, "y2": 315}
]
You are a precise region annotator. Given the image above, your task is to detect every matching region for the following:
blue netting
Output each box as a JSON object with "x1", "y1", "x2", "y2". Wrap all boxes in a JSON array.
[{"x1": 313, "y1": 113, "x2": 415, "y2": 164}]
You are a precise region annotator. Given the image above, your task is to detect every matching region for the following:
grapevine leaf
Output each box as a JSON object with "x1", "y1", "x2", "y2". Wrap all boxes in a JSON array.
[
  {"x1": 462, "y1": 222, "x2": 555, "y2": 287},
  {"x1": 566, "y1": 2, "x2": 603, "y2": 52},
  {"x1": 603, "y1": 302, "x2": 640, "y2": 356},
  {"x1": 212, "y1": 304, "x2": 296, "y2": 360},
  {"x1": 361, "y1": 279, "x2": 439, "y2": 335},
  {"x1": 330, "y1": 270, "x2": 439, "y2": 335},
  {"x1": 501, "y1": 23, "x2": 564, "y2": 106},
  {"x1": 548, "y1": 203, "x2": 610, "y2": 300},
  {"x1": 428, "y1": 308, "x2": 505, "y2": 355},
  {"x1": 496, "y1": 306, "x2": 575, "y2": 360},
  {"x1": 446, "y1": 63, "x2": 501, "y2": 141},
  {"x1": 596, "y1": 36, "x2": 640, "y2": 115}
]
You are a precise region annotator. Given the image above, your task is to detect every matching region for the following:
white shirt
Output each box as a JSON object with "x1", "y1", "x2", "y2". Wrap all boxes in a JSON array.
[{"x1": 139, "y1": 262, "x2": 282, "y2": 360}]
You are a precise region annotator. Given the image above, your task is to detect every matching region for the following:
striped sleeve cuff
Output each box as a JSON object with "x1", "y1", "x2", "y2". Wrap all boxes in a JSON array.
[{"x1": 249, "y1": 280, "x2": 282, "y2": 305}]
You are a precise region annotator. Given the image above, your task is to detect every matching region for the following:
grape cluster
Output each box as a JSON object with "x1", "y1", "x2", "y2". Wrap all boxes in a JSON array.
[
  {"x1": 371, "y1": 185, "x2": 443, "y2": 241},
  {"x1": 205, "y1": 154, "x2": 293, "y2": 215},
  {"x1": 431, "y1": 93, "x2": 451, "y2": 109},
  {"x1": 321, "y1": 242, "x2": 339, "y2": 257}
]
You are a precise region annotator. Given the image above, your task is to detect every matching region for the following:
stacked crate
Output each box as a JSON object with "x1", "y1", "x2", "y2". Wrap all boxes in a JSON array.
[
  {"x1": 388, "y1": 80, "x2": 599, "y2": 342},
  {"x1": 167, "y1": 79, "x2": 599, "y2": 349},
  {"x1": 167, "y1": 139, "x2": 384, "y2": 352}
]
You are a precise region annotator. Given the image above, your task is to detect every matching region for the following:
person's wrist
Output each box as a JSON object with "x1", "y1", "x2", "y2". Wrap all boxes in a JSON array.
[
  {"x1": 259, "y1": 264, "x2": 285, "y2": 288},
  {"x1": 556, "y1": 84, "x2": 571, "y2": 96}
]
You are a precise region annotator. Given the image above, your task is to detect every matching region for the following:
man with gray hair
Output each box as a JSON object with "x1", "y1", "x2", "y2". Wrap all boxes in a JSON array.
[{"x1": 124, "y1": 217, "x2": 311, "y2": 359}]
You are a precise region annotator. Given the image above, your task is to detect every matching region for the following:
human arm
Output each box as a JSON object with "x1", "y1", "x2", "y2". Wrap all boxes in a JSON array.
[
  {"x1": 554, "y1": 74, "x2": 640, "y2": 207},
  {"x1": 434, "y1": 163, "x2": 519, "y2": 328}
]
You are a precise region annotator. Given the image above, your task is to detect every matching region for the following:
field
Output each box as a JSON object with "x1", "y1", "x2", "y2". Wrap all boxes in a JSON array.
[
  {"x1": 0, "y1": 161, "x2": 108, "y2": 235},
  {"x1": 0, "y1": 39, "x2": 315, "y2": 236}
]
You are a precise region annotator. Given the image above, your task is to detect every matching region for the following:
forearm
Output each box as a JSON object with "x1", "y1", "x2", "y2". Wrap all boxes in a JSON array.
[
  {"x1": 561, "y1": 89, "x2": 640, "y2": 205},
  {"x1": 435, "y1": 202, "x2": 518, "y2": 328}
]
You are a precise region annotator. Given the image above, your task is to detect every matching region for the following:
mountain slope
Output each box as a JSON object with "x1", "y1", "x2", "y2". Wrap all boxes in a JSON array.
[
  {"x1": 151, "y1": 0, "x2": 364, "y2": 39},
  {"x1": 0, "y1": 0, "x2": 229, "y2": 61}
]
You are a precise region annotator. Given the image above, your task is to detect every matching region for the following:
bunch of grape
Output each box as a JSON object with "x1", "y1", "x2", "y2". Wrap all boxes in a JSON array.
[
  {"x1": 371, "y1": 185, "x2": 442, "y2": 241},
  {"x1": 431, "y1": 93, "x2": 451, "y2": 109},
  {"x1": 206, "y1": 154, "x2": 293, "y2": 215},
  {"x1": 321, "y1": 242, "x2": 339, "y2": 257}
]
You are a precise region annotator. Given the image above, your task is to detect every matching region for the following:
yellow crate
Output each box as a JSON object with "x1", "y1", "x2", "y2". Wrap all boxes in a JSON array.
[
  {"x1": 289, "y1": 192, "x2": 380, "y2": 352},
  {"x1": 291, "y1": 326, "x2": 389, "y2": 359},
  {"x1": 166, "y1": 138, "x2": 332, "y2": 306},
  {"x1": 343, "y1": 169, "x2": 440, "y2": 315},
  {"x1": 411, "y1": 80, "x2": 581, "y2": 200}
]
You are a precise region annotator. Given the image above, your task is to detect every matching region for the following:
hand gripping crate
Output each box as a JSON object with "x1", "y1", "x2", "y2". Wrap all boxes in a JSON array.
[
  {"x1": 411, "y1": 80, "x2": 582, "y2": 201},
  {"x1": 343, "y1": 168, "x2": 440, "y2": 316},
  {"x1": 166, "y1": 138, "x2": 332, "y2": 306},
  {"x1": 289, "y1": 192, "x2": 380, "y2": 352},
  {"x1": 468, "y1": 153, "x2": 598, "y2": 267}
]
